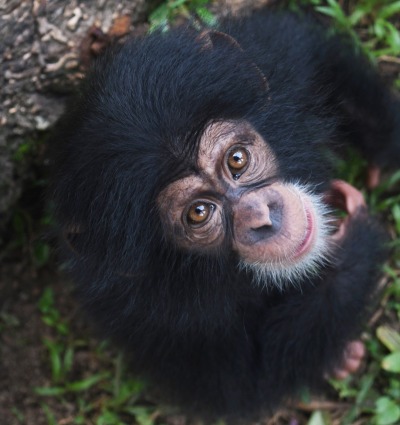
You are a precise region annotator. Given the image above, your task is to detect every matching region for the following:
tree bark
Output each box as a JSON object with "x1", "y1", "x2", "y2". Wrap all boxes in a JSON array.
[{"x1": 0, "y1": 0, "x2": 153, "y2": 237}]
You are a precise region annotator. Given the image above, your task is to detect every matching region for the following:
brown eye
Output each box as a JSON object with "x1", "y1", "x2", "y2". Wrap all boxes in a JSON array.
[
  {"x1": 187, "y1": 202, "x2": 214, "y2": 226},
  {"x1": 227, "y1": 148, "x2": 249, "y2": 178}
]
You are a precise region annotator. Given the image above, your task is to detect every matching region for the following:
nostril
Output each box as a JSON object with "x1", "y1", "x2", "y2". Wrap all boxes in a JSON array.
[{"x1": 251, "y1": 224, "x2": 272, "y2": 232}]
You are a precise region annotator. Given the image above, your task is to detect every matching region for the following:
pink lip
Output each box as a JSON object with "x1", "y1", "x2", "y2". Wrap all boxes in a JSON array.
[{"x1": 294, "y1": 207, "x2": 314, "y2": 258}]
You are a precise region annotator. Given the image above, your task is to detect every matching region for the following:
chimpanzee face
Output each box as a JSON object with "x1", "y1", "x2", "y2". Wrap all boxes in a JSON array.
[{"x1": 158, "y1": 120, "x2": 332, "y2": 286}]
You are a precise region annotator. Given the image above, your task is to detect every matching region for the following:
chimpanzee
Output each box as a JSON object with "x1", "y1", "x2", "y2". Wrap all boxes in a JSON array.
[{"x1": 52, "y1": 8, "x2": 400, "y2": 422}]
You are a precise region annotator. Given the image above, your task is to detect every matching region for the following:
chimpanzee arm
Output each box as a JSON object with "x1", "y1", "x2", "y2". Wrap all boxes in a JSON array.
[
  {"x1": 317, "y1": 38, "x2": 400, "y2": 169},
  {"x1": 257, "y1": 211, "x2": 388, "y2": 403}
]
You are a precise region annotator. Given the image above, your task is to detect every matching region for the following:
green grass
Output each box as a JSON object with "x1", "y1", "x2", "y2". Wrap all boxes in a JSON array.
[
  {"x1": 290, "y1": 0, "x2": 400, "y2": 57},
  {"x1": 149, "y1": 0, "x2": 216, "y2": 32}
]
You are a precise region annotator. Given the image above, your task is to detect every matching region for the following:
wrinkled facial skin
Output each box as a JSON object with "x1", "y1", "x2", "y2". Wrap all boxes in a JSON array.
[{"x1": 158, "y1": 121, "x2": 330, "y2": 285}]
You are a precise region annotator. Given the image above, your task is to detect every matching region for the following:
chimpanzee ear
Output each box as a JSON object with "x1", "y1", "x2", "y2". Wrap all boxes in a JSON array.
[{"x1": 197, "y1": 30, "x2": 269, "y2": 93}]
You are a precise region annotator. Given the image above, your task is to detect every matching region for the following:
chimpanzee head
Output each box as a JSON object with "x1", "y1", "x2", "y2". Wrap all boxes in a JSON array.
[{"x1": 55, "y1": 28, "x2": 338, "y2": 298}]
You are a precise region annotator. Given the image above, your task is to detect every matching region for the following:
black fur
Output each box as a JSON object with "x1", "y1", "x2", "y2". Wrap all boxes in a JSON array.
[{"x1": 52, "y1": 10, "x2": 398, "y2": 421}]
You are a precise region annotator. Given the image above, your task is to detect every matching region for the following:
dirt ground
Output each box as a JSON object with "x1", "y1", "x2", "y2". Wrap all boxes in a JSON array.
[{"x1": 0, "y1": 264, "x2": 83, "y2": 425}]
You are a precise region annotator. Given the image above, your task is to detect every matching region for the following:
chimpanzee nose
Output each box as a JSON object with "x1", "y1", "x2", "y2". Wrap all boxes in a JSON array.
[{"x1": 233, "y1": 189, "x2": 283, "y2": 244}]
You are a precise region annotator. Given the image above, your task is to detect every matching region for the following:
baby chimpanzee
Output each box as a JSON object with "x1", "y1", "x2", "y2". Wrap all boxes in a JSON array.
[{"x1": 53, "y1": 8, "x2": 399, "y2": 421}]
